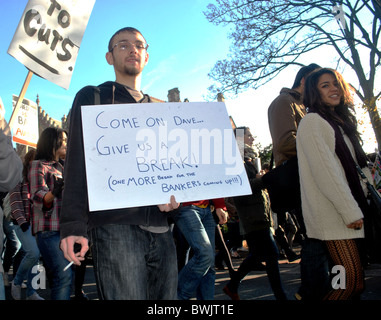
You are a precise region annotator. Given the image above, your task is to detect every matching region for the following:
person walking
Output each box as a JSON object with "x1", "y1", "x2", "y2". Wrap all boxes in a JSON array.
[
  {"x1": 267, "y1": 63, "x2": 330, "y2": 300},
  {"x1": 297, "y1": 67, "x2": 368, "y2": 299},
  {"x1": 223, "y1": 126, "x2": 287, "y2": 300},
  {"x1": 0, "y1": 124, "x2": 23, "y2": 300},
  {"x1": 174, "y1": 199, "x2": 227, "y2": 300},
  {"x1": 10, "y1": 149, "x2": 44, "y2": 300},
  {"x1": 59, "y1": 27, "x2": 179, "y2": 300},
  {"x1": 29, "y1": 127, "x2": 70, "y2": 300}
]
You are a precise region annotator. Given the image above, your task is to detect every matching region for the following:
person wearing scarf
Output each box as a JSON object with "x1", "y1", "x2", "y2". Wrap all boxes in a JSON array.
[{"x1": 296, "y1": 68, "x2": 370, "y2": 300}]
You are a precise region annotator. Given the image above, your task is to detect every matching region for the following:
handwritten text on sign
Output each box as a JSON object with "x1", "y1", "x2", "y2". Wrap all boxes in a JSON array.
[
  {"x1": 8, "y1": 0, "x2": 95, "y2": 89},
  {"x1": 12, "y1": 95, "x2": 38, "y2": 148},
  {"x1": 81, "y1": 102, "x2": 252, "y2": 211}
]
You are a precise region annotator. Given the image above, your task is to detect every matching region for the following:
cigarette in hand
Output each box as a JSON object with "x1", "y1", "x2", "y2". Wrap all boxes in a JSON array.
[{"x1": 63, "y1": 261, "x2": 74, "y2": 271}]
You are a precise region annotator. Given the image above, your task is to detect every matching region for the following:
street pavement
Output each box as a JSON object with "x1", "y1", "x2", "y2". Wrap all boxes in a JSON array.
[
  {"x1": 214, "y1": 246, "x2": 381, "y2": 301},
  {"x1": 4, "y1": 244, "x2": 381, "y2": 301}
]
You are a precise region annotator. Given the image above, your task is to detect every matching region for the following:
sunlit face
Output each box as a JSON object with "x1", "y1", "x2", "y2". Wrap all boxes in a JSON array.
[
  {"x1": 317, "y1": 73, "x2": 342, "y2": 109},
  {"x1": 55, "y1": 132, "x2": 67, "y2": 160},
  {"x1": 244, "y1": 129, "x2": 255, "y2": 146},
  {"x1": 106, "y1": 31, "x2": 149, "y2": 76}
]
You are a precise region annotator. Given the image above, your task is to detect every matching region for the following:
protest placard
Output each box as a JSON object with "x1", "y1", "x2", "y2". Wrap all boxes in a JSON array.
[
  {"x1": 7, "y1": 0, "x2": 95, "y2": 89},
  {"x1": 11, "y1": 95, "x2": 39, "y2": 148},
  {"x1": 81, "y1": 101, "x2": 252, "y2": 211}
]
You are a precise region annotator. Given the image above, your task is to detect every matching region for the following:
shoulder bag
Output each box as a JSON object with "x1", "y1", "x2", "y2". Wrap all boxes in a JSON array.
[{"x1": 261, "y1": 154, "x2": 301, "y2": 213}]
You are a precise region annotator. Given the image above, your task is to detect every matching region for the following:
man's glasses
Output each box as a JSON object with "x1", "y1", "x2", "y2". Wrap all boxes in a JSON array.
[{"x1": 110, "y1": 40, "x2": 149, "y2": 52}]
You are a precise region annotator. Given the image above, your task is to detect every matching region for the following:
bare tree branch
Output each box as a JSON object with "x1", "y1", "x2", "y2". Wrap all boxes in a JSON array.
[{"x1": 205, "y1": 0, "x2": 381, "y2": 147}]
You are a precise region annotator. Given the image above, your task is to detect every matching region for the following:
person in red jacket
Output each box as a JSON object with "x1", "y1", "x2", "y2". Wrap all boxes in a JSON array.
[{"x1": 174, "y1": 198, "x2": 227, "y2": 300}]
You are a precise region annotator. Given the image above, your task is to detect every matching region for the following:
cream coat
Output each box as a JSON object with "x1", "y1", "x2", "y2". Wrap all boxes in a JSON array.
[{"x1": 296, "y1": 113, "x2": 367, "y2": 240}]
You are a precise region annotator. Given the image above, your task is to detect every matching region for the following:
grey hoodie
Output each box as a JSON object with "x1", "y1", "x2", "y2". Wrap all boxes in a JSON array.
[{"x1": 0, "y1": 128, "x2": 22, "y2": 193}]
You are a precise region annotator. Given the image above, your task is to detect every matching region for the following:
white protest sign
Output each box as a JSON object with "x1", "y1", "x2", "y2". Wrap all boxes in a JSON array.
[
  {"x1": 11, "y1": 95, "x2": 39, "y2": 148},
  {"x1": 8, "y1": 0, "x2": 95, "y2": 89},
  {"x1": 81, "y1": 102, "x2": 252, "y2": 211}
]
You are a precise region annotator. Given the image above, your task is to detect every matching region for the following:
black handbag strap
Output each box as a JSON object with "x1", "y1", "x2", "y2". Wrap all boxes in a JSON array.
[{"x1": 356, "y1": 165, "x2": 381, "y2": 213}]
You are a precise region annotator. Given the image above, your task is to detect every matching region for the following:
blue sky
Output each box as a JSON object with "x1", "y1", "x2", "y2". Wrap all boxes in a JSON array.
[
  {"x1": 1, "y1": 1, "x2": 231, "y2": 117},
  {"x1": 0, "y1": 0, "x2": 378, "y2": 152}
]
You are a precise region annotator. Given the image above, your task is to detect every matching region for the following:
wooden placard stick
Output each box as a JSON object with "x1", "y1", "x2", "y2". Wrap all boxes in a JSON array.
[{"x1": 8, "y1": 69, "x2": 33, "y2": 134}]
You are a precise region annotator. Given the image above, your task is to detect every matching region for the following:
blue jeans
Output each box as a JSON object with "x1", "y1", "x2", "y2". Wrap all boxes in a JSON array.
[
  {"x1": 2, "y1": 219, "x2": 23, "y2": 274},
  {"x1": 90, "y1": 224, "x2": 177, "y2": 300},
  {"x1": 13, "y1": 225, "x2": 40, "y2": 297},
  {"x1": 174, "y1": 205, "x2": 216, "y2": 300},
  {"x1": 36, "y1": 231, "x2": 73, "y2": 300}
]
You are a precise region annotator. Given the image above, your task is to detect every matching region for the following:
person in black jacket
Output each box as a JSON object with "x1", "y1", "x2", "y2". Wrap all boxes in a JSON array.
[
  {"x1": 59, "y1": 27, "x2": 179, "y2": 300},
  {"x1": 223, "y1": 126, "x2": 287, "y2": 300}
]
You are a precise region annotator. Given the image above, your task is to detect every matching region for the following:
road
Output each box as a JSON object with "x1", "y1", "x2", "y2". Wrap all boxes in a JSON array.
[{"x1": 4, "y1": 245, "x2": 381, "y2": 301}]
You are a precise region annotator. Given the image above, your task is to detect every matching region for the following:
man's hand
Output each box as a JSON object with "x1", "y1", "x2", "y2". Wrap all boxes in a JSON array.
[
  {"x1": 158, "y1": 195, "x2": 180, "y2": 212},
  {"x1": 60, "y1": 236, "x2": 89, "y2": 266},
  {"x1": 216, "y1": 208, "x2": 228, "y2": 225}
]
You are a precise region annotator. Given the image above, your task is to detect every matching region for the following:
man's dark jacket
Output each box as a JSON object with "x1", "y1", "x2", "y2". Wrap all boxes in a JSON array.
[{"x1": 60, "y1": 82, "x2": 170, "y2": 239}]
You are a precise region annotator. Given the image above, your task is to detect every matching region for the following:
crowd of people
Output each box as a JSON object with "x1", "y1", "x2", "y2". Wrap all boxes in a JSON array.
[{"x1": 0, "y1": 26, "x2": 377, "y2": 301}]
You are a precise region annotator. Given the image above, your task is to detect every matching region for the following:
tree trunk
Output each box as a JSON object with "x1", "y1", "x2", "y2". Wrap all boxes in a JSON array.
[{"x1": 365, "y1": 97, "x2": 381, "y2": 151}]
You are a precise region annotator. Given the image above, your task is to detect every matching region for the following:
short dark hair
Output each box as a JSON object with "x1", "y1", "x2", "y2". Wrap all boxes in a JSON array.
[
  {"x1": 108, "y1": 27, "x2": 146, "y2": 52},
  {"x1": 291, "y1": 63, "x2": 321, "y2": 89},
  {"x1": 35, "y1": 127, "x2": 67, "y2": 161}
]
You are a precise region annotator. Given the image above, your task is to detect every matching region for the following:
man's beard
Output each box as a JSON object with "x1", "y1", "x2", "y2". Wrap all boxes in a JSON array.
[{"x1": 123, "y1": 65, "x2": 141, "y2": 76}]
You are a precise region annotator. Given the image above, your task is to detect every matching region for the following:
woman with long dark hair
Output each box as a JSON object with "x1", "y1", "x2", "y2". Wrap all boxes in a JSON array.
[
  {"x1": 29, "y1": 127, "x2": 71, "y2": 300},
  {"x1": 296, "y1": 68, "x2": 369, "y2": 300}
]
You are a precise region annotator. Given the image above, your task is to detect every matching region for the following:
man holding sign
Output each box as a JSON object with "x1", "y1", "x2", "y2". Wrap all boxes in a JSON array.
[{"x1": 60, "y1": 27, "x2": 179, "y2": 300}]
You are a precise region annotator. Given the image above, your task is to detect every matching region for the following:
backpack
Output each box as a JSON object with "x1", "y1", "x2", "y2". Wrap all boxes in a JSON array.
[{"x1": 261, "y1": 155, "x2": 301, "y2": 214}]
